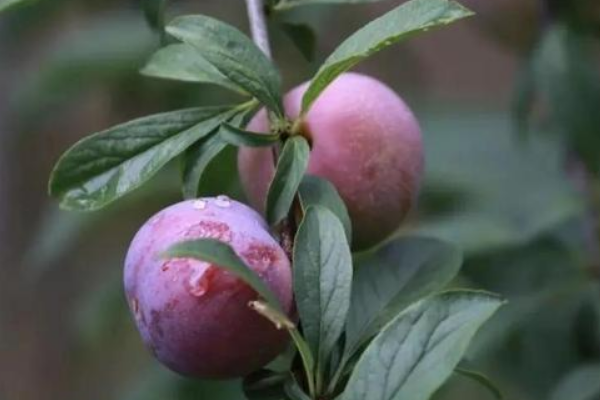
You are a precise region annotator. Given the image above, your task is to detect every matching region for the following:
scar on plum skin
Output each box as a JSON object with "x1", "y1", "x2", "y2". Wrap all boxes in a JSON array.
[
  {"x1": 184, "y1": 220, "x2": 232, "y2": 242},
  {"x1": 242, "y1": 242, "x2": 280, "y2": 273}
]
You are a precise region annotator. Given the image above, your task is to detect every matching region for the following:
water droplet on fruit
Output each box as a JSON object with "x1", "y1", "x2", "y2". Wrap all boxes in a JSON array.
[
  {"x1": 215, "y1": 195, "x2": 231, "y2": 208},
  {"x1": 193, "y1": 199, "x2": 207, "y2": 210}
]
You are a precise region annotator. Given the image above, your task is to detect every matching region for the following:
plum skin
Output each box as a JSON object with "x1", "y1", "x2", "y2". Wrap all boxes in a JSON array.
[
  {"x1": 124, "y1": 197, "x2": 293, "y2": 379},
  {"x1": 238, "y1": 72, "x2": 423, "y2": 250}
]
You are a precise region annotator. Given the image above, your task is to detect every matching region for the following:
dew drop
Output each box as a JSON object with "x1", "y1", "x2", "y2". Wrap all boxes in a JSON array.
[
  {"x1": 193, "y1": 199, "x2": 207, "y2": 210},
  {"x1": 215, "y1": 195, "x2": 231, "y2": 208}
]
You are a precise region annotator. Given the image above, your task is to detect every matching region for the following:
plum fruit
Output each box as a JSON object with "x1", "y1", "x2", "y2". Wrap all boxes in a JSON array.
[
  {"x1": 238, "y1": 72, "x2": 423, "y2": 250},
  {"x1": 124, "y1": 196, "x2": 293, "y2": 379}
]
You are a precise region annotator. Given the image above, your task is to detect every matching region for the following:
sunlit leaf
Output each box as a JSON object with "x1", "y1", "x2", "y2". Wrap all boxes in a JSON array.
[
  {"x1": 50, "y1": 106, "x2": 235, "y2": 211},
  {"x1": 341, "y1": 291, "x2": 503, "y2": 400}
]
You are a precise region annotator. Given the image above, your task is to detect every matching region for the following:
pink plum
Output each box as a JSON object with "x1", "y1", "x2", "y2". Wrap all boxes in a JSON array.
[
  {"x1": 124, "y1": 197, "x2": 293, "y2": 379},
  {"x1": 238, "y1": 72, "x2": 423, "y2": 250}
]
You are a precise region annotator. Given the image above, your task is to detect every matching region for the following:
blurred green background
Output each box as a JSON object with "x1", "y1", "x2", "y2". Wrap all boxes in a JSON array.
[{"x1": 1, "y1": 0, "x2": 599, "y2": 399}]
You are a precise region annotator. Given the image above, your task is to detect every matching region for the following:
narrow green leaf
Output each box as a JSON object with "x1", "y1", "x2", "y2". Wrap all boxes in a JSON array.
[
  {"x1": 0, "y1": 0, "x2": 32, "y2": 13},
  {"x1": 284, "y1": 377, "x2": 312, "y2": 400},
  {"x1": 181, "y1": 133, "x2": 227, "y2": 199},
  {"x1": 167, "y1": 15, "x2": 284, "y2": 116},
  {"x1": 301, "y1": 0, "x2": 473, "y2": 114},
  {"x1": 181, "y1": 111, "x2": 247, "y2": 199},
  {"x1": 289, "y1": 328, "x2": 317, "y2": 396},
  {"x1": 221, "y1": 123, "x2": 281, "y2": 147},
  {"x1": 294, "y1": 206, "x2": 353, "y2": 371},
  {"x1": 142, "y1": 0, "x2": 167, "y2": 31},
  {"x1": 163, "y1": 239, "x2": 283, "y2": 311},
  {"x1": 49, "y1": 106, "x2": 234, "y2": 211},
  {"x1": 281, "y1": 22, "x2": 317, "y2": 61},
  {"x1": 275, "y1": 0, "x2": 387, "y2": 11},
  {"x1": 531, "y1": 24, "x2": 600, "y2": 174},
  {"x1": 455, "y1": 368, "x2": 503, "y2": 400},
  {"x1": 243, "y1": 369, "x2": 287, "y2": 400},
  {"x1": 298, "y1": 175, "x2": 351, "y2": 243},
  {"x1": 550, "y1": 364, "x2": 600, "y2": 400},
  {"x1": 344, "y1": 237, "x2": 462, "y2": 358},
  {"x1": 141, "y1": 43, "x2": 244, "y2": 93},
  {"x1": 248, "y1": 301, "x2": 316, "y2": 397},
  {"x1": 265, "y1": 136, "x2": 310, "y2": 225},
  {"x1": 341, "y1": 291, "x2": 504, "y2": 400}
]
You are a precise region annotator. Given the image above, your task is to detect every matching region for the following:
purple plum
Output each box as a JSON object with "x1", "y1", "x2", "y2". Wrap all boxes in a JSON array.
[{"x1": 124, "y1": 196, "x2": 293, "y2": 379}]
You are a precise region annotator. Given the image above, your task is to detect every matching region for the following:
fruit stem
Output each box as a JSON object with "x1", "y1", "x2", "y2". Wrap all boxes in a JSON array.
[
  {"x1": 244, "y1": 2, "x2": 314, "y2": 397},
  {"x1": 245, "y1": 0, "x2": 272, "y2": 59}
]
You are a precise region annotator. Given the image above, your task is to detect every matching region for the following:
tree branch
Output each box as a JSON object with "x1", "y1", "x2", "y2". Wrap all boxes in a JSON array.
[{"x1": 245, "y1": 0, "x2": 272, "y2": 59}]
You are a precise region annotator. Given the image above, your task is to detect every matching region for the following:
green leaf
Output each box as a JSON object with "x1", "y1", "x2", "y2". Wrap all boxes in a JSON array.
[
  {"x1": 284, "y1": 377, "x2": 312, "y2": 400},
  {"x1": 455, "y1": 368, "x2": 503, "y2": 400},
  {"x1": 0, "y1": 0, "x2": 33, "y2": 13},
  {"x1": 181, "y1": 133, "x2": 227, "y2": 199},
  {"x1": 181, "y1": 110, "x2": 247, "y2": 199},
  {"x1": 243, "y1": 369, "x2": 287, "y2": 400},
  {"x1": 167, "y1": 15, "x2": 284, "y2": 116},
  {"x1": 531, "y1": 24, "x2": 600, "y2": 174},
  {"x1": 142, "y1": 0, "x2": 167, "y2": 31},
  {"x1": 163, "y1": 239, "x2": 284, "y2": 312},
  {"x1": 298, "y1": 175, "x2": 352, "y2": 243},
  {"x1": 274, "y1": 0, "x2": 387, "y2": 11},
  {"x1": 141, "y1": 44, "x2": 244, "y2": 93},
  {"x1": 249, "y1": 301, "x2": 317, "y2": 397},
  {"x1": 301, "y1": 0, "x2": 473, "y2": 114},
  {"x1": 288, "y1": 328, "x2": 317, "y2": 396},
  {"x1": 341, "y1": 291, "x2": 504, "y2": 400},
  {"x1": 221, "y1": 123, "x2": 281, "y2": 147},
  {"x1": 293, "y1": 206, "x2": 353, "y2": 373},
  {"x1": 281, "y1": 22, "x2": 317, "y2": 61},
  {"x1": 344, "y1": 237, "x2": 462, "y2": 358},
  {"x1": 49, "y1": 106, "x2": 234, "y2": 211},
  {"x1": 550, "y1": 364, "x2": 600, "y2": 400},
  {"x1": 265, "y1": 136, "x2": 310, "y2": 225}
]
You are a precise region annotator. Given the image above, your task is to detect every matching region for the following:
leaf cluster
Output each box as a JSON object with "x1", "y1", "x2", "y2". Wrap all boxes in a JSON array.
[{"x1": 45, "y1": 1, "x2": 506, "y2": 399}]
